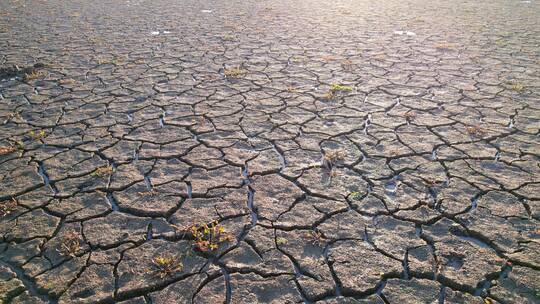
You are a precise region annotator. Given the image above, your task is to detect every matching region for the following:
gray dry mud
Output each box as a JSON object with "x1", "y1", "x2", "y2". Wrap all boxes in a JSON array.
[{"x1": 0, "y1": 0, "x2": 539, "y2": 303}]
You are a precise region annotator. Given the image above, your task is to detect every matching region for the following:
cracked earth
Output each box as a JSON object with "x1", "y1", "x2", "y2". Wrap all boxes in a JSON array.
[{"x1": 0, "y1": 0, "x2": 539, "y2": 303}]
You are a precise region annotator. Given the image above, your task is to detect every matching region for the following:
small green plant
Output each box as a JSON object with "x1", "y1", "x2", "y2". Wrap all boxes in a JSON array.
[
  {"x1": 57, "y1": 230, "x2": 83, "y2": 257},
  {"x1": 223, "y1": 67, "x2": 246, "y2": 78},
  {"x1": 276, "y1": 237, "x2": 288, "y2": 245},
  {"x1": 91, "y1": 165, "x2": 113, "y2": 177},
  {"x1": 511, "y1": 83, "x2": 524, "y2": 92},
  {"x1": 223, "y1": 34, "x2": 236, "y2": 41},
  {"x1": 0, "y1": 198, "x2": 17, "y2": 217},
  {"x1": 330, "y1": 83, "x2": 353, "y2": 93},
  {"x1": 150, "y1": 254, "x2": 183, "y2": 278},
  {"x1": 190, "y1": 220, "x2": 234, "y2": 252},
  {"x1": 29, "y1": 130, "x2": 46, "y2": 140},
  {"x1": 15, "y1": 141, "x2": 25, "y2": 150},
  {"x1": 349, "y1": 191, "x2": 362, "y2": 201},
  {"x1": 323, "y1": 84, "x2": 353, "y2": 100}
]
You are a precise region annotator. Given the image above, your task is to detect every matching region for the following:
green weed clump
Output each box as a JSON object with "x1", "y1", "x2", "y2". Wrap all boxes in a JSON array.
[{"x1": 323, "y1": 83, "x2": 354, "y2": 100}]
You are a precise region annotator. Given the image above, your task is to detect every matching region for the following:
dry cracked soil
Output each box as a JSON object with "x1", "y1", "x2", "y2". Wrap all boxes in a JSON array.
[{"x1": 0, "y1": 0, "x2": 539, "y2": 303}]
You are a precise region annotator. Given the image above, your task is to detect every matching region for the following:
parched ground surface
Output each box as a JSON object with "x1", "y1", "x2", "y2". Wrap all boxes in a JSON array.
[{"x1": 0, "y1": 0, "x2": 539, "y2": 303}]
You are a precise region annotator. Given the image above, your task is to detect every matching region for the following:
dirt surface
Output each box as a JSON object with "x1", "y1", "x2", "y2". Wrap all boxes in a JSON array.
[{"x1": 0, "y1": 0, "x2": 539, "y2": 303}]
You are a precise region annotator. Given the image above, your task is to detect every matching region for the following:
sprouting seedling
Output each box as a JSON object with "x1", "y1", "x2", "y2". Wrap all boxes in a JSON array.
[
  {"x1": 276, "y1": 237, "x2": 288, "y2": 246},
  {"x1": 57, "y1": 231, "x2": 83, "y2": 257},
  {"x1": 510, "y1": 83, "x2": 524, "y2": 92},
  {"x1": 28, "y1": 130, "x2": 46, "y2": 140},
  {"x1": 150, "y1": 254, "x2": 183, "y2": 278},
  {"x1": 222, "y1": 34, "x2": 236, "y2": 41},
  {"x1": 190, "y1": 220, "x2": 234, "y2": 252},
  {"x1": 349, "y1": 191, "x2": 363, "y2": 201},
  {"x1": 323, "y1": 83, "x2": 353, "y2": 100},
  {"x1": 330, "y1": 83, "x2": 353, "y2": 93},
  {"x1": 0, "y1": 198, "x2": 17, "y2": 217}
]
